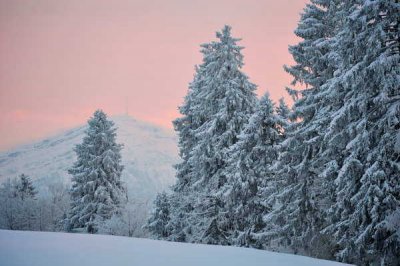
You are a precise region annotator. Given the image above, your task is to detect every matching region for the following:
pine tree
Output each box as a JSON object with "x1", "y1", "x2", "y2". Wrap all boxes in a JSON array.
[
  {"x1": 223, "y1": 93, "x2": 285, "y2": 249},
  {"x1": 68, "y1": 110, "x2": 126, "y2": 234}
]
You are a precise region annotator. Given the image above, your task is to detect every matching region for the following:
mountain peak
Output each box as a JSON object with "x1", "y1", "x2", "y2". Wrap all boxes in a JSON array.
[{"x1": 0, "y1": 117, "x2": 179, "y2": 200}]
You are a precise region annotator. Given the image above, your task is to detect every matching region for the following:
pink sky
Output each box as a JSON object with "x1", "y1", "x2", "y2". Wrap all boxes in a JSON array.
[{"x1": 0, "y1": 0, "x2": 308, "y2": 151}]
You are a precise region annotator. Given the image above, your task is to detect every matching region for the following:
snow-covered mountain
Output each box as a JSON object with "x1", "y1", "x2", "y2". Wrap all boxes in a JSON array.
[{"x1": 0, "y1": 115, "x2": 179, "y2": 200}]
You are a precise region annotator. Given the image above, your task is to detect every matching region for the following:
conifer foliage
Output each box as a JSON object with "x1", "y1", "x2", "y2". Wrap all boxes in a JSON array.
[
  {"x1": 68, "y1": 110, "x2": 126, "y2": 233},
  {"x1": 223, "y1": 93, "x2": 285, "y2": 249},
  {"x1": 322, "y1": 1, "x2": 400, "y2": 264},
  {"x1": 6, "y1": 2, "x2": 398, "y2": 263},
  {"x1": 160, "y1": 25, "x2": 258, "y2": 244},
  {"x1": 272, "y1": 0, "x2": 400, "y2": 263},
  {"x1": 266, "y1": 0, "x2": 341, "y2": 258},
  {"x1": 147, "y1": 2, "x2": 400, "y2": 264},
  {"x1": 147, "y1": 192, "x2": 171, "y2": 238}
]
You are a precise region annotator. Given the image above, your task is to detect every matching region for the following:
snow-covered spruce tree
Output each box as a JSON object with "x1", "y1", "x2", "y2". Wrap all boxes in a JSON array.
[
  {"x1": 322, "y1": 1, "x2": 400, "y2": 264},
  {"x1": 266, "y1": 0, "x2": 343, "y2": 258},
  {"x1": 147, "y1": 192, "x2": 171, "y2": 239},
  {"x1": 68, "y1": 110, "x2": 126, "y2": 234},
  {"x1": 166, "y1": 54, "x2": 213, "y2": 242},
  {"x1": 275, "y1": 97, "x2": 291, "y2": 138},
  {"x1": 188, "y1": 25, "x2": 257, "y2": 245},
  {"x1": 173, "y1": 66, "x2": 207, "y2": 192},
  {"x1": 166, "y1": 189, "x2": 194, "y2": 242},
  {"x1": 163, "y1": 26, "x2": 257, "y2": 244},
  {"x1": 222, "y1": 93, "x2": 285, "y2": 249},
  {"x1": 276, "y1": 98, "x2": 290, "y2": 121}
]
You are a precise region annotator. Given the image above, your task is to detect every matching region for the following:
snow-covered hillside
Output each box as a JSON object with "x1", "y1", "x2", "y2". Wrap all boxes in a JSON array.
[
  {"x1": 0, "y1": 115, "x2": 179, "y2": 200},
  {"x1": 0, "y1": 230, "x2": 350, "y2": 266}
]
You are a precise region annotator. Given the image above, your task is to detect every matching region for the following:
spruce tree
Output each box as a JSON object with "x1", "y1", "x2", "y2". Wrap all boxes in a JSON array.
[
  {"x1": 267, "y1": 0, "x2": 342, "y2": 257},
  {"x1": 163, "y1": 25, "x2": 258, "y2": 244},
  {"x1": 275, "y1": 98, "x2": 291, "y2": 138},
  {"x1": 277, "y1": 0, "x2": 400, "y2": 263},
  {"x1": 68, "y1": 110, "x2": 126, "y2": 233},
  {"x1": 173, "y1": 66, "x2": 207, "y2": 192},
  {"x1": 223, "y1": 93, "x2": 285, "y2": 249},
  {"x1": 188, "y1": 25, "x2": 257, "y2": 244},
  {"x1": 276, "y1": 98, "x2": 290, "y2": 121},
  {"x1": 147, "y1": 192, "x2": 171, "y2": 238},
  {"x1": 323, "y1": 1, "x2": 400, "y2": 264},
  {"x1": 168, "y1": 58, "x2": 212, "y2": 243}
]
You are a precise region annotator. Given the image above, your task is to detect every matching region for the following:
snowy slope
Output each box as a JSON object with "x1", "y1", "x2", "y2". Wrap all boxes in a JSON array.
[
  {"x1": 0, "y1": 230, "x2": 351, "y2": 266},
  {"x1": 0, "y1": 115, "x2": 179, "y2": 200}
]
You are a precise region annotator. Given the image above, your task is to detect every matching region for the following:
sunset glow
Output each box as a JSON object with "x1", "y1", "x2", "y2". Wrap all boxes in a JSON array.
[{"x1": 0, "y1": 0, "x2": 308, "y2": 150}]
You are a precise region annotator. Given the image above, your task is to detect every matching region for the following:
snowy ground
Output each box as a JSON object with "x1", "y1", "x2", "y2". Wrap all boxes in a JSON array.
[{"x1": 0, "y1": 230, "x2": 350, "y2": 266}]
